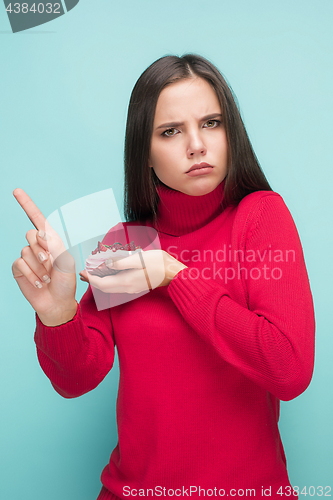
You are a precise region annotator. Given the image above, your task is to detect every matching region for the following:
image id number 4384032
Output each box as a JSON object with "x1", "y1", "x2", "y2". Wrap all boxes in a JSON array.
[
  {"x1": 5, "y1": 3, "x2": 61, "y2": 14},
  {"x1": 277, "y1": 486, "x2": 332, "y2": 496}
]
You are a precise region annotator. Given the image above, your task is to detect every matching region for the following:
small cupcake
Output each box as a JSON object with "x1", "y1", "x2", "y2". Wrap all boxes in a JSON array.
[{"x1": 85, "y1": 241, "x2": 142, "y2": 277}]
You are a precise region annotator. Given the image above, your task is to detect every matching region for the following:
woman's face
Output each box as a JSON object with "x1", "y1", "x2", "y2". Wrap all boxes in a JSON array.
[{"x1": 149, "y1": 77, "x2": 228, "y2": 196}]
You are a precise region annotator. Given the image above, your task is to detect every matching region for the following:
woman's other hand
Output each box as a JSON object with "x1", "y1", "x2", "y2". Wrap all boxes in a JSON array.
[
  {"x1": 79, "y1": 249, "x2": 187, "y2": 294},
  {"x1": 12, "y1": 189, "x2": 77, "y2": 326}
]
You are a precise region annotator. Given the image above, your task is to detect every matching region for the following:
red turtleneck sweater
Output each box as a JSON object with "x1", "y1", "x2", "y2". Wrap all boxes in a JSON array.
[{"x1": 34, "y1": 181, "x2": 315, "y2": 499}]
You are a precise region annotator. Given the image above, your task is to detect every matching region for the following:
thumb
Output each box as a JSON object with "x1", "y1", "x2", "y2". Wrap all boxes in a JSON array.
[
  {"x1": 36, "y1": 229, "x2": 51, "y2": 251},
  {"x1": 106, "y1": 250, "x2": 144, "y2": 271},
  {"x1": 37, "y1": 230, "x2": 75, "y2": 274}
]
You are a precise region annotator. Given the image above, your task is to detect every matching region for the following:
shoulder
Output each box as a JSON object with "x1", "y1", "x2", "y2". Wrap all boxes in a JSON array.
[
  {"x1": 233, "y1": 190, "x2": 298, "y2": 244},
  {"x1": 236, "y1": 189, "x2": 291, "y2": 223},
  {"x1": 237, "y1": 190, "x2": 284, "y2": 218}
]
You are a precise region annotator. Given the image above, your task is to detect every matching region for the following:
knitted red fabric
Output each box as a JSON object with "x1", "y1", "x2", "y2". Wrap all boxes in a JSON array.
[{"x1": 34, "y1": 181, "x2": 315, "y2": 499}]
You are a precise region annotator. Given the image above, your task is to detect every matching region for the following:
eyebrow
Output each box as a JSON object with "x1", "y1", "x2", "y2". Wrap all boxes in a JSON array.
[{"x1": 155, "y1": 113, "x2": 223, "y2": 130}]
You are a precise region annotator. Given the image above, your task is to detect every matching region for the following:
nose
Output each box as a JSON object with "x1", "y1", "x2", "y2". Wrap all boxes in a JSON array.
[{"x1": 186, "y1": 131, "x2": 207, "y2": 159}]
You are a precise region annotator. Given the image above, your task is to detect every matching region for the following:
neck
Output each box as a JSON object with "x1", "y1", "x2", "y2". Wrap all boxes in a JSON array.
[{"x1": 152, "y1": 180, "x2": 226, "y2": 236}]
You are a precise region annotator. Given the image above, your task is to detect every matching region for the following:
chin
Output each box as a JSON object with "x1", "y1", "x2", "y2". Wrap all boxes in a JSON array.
[
  {"x1": 183, "y1": 180, "x2": 221, "y2": 197},
  {"x1": 158, "y1": 176, "x2": 223, "y2": 197}
]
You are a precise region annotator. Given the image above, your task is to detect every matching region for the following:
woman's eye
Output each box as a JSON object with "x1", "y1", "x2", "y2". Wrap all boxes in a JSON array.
[
  {"x1": 162, "y1": 128, "x2": 177, "y2": 137},
  {"x1": 204, "y1": 120, "x2": 220, "y2": 128}
]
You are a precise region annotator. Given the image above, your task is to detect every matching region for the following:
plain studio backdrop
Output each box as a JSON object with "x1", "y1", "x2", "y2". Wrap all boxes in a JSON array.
[{"x1": 1, "y1": 1, "x2": 331, "y2": 498}]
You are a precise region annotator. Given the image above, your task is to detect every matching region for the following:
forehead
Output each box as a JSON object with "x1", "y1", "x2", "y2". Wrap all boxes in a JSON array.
[{"x1": 154, "y1": 77, "x2": 221, "y2": 120}]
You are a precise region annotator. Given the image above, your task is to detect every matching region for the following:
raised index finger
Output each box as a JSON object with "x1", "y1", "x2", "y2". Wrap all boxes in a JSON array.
[{"x1": 13, "y1": 188, "x2": 46, "y2": 231}]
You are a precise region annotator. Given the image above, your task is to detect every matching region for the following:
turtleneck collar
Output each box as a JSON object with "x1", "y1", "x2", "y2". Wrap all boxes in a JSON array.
[{"x1": 152, "y1": 179, "x2": 226, "y2": 236}]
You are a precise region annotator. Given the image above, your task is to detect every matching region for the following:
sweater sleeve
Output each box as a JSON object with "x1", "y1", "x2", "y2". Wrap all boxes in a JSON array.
[
  {"x1": 167, "y1": 193, "x2": 315, "y2": 401},
  {"x1": 34, "y1": 285, "x2": 115, "y2": 398}
]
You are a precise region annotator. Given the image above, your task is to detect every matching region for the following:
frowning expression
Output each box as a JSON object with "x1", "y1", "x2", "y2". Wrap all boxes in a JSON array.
[{"x1": 149, "y1": 77, "x2": 228, "y2": 196}]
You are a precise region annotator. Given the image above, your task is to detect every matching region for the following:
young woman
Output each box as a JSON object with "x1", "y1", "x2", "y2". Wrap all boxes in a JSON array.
[{"x1": 12, "y1": 54, "x2": 315, "y2": 499}]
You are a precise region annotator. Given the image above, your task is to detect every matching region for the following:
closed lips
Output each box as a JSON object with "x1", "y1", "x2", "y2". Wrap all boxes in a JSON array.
[{"x1": 186, "y1": 163, "x2": 213, "y2": 173}]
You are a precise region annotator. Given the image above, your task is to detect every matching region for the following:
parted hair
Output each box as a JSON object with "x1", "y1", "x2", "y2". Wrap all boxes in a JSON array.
[{"x1": 124, "y1": 54, "x2": 272, "y2": 222}]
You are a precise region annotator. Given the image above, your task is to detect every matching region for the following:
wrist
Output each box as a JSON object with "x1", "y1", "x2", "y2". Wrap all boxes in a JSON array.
[
  {"x1": 164, "y1": 261, "x2": 188, "y2": 286},
  {"x1": 37, "y1": 301, "x2": 78, "y2": 327},
  {"x1": 173, "y1": 263, "x2": 188, "y2": 278}
]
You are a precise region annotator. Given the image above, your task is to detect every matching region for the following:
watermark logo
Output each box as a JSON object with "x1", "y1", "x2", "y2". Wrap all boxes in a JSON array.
[
  {"x1": 43, "y1": 188, "x2": 163, "y2": 311},
  {"x1": 3, "y1": 0, "x2": 80, "y2": 33}
]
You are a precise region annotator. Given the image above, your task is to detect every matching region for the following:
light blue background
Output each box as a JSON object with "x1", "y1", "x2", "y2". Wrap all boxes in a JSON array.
[{"x1": 1, "y1": 1, "x2": 332, "y2": 499}]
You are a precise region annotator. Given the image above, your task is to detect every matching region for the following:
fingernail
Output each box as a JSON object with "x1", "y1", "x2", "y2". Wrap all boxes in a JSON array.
[
  {"x1": 38, "y1": 230, "x2": 49, "y2": 241},
  {"x1": 38, "y1": 252, "x2": 47, "y2": 263},
  {"x1": 105, "y1": 258, "x2": 113, "y2": 268},
  {"x1": 42, "y1": 275, "x2": 51, "y2": 283},
  {"x1": 35, "y1": 280, "x2": 42, "y2": 289}
]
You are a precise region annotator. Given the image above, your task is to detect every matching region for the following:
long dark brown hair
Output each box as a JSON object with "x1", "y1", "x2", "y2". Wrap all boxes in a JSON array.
[{"x1": 124, "y1": 54, "x2": 272, "y2": 222}]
